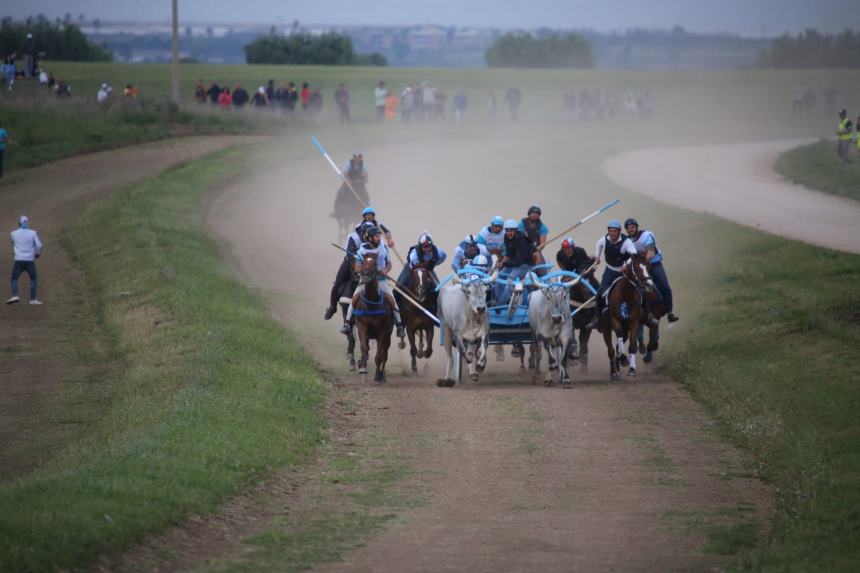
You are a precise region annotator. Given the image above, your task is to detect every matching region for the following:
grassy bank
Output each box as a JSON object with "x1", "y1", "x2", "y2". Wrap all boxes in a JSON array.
[
  {"x1": 0, "y1": 96, "x2": 262, "y2": 174},
  {"x1": 672, "y1": 230, "x2": 860, "y2": 571},
  {"x1": 775, "y1": 140, "x2": 860, "y2": 201},
  {"x1": 0, "y1": 145, "x2": 325, "y2": 572}
]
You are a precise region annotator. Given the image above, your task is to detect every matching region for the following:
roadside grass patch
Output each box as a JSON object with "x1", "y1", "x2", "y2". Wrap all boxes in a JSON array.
[
  {"x1": 0, "y1": 145, "x2": 325, "y2": 572},
  {"x1": 672, "y1": 231, "x2": 860, "y2": 571},
  {"x1": 775, "y1": 140, "x2": 860, "y2": 202}
]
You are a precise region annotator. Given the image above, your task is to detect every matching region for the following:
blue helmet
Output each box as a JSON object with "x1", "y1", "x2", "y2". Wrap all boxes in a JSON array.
[
  {"x1": 624, "y1": 218, "x2": 639, "y2": 228},
  {"x1": 361, "y1": 207, "x2": 375, "y2": 217},
  {"x1": 504, "y1": 219, "x2": 519, "y2": 230},
  {"x1": 491, "y1": 215, "x2": 504, "y2": 227},
  {"x1": 607, "y1": 219, "x2": 622, "y2": 230}
]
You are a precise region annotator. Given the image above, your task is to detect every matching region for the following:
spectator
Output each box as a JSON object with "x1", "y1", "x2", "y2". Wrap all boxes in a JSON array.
[
  {"x1": 434, "y1": 89, "x2": 446, "y2": 121},
  {"x1": 218, "y1": 87, "x2": 232, "y2": 109},
  {"x1": 38, "y1": 68, "x2": 48, "y2": 86},
  {"x1": 55, "y1": 79, "x2": 71, "y2": 98},
  {"x1": 251, "y1": 86, "x2": 268, "y2": 107},
  {"x1": 384, "y1": 90, "x2": 398, "y2": 121},
  {"x1": 2, "y1": 58, "x2": 16, "y2": 91},
  {"x1": 266, "y1": 79, "x2": 275, "y2": 104},
  {"x1": 309, "y1": 85, "x2": 323, "y2": 114},
  {"x1": 123, "y1": 84, "x2": 139, "y2": 98},
  {"x1": 274, "y1": 82, "x2": 289, "y2": 112},
  {"x1": 504, "y1": 86, "x2": 522, "y2": 122},
  {"x1": 232, "y1": 83, "x2": 249, "y2": 108},
  {"x1": 6, "y1": 215, "x2": 43, "y2": 305},
  {"x1": 422, "y1": 82, "x2": 436, "y2": 121},
  {"x1": 374, "y1": 81, "x2": 387, "y2": 121},
  {"x1": 206, "y1": 81, "x2": 221, "y2": 104},
  {"x1": 97, "y1": 83, "x2": 112, "y2": 103},
  {"x1": 414, "y1": 85, "x2": 425, "y2": 121},
  {"x1": 335, "y1": 83, "x2": 350, "y2": 124},
  {"x1": 194, "y1": 80, "x2": 207, "y2": 104},
  {"x1": 400, "y1": 84, "x2": 414, "y2": 123},
  {"x1": 0, "y1": 125, "x2": 9, "y2": 178},
  {"x1": 453, "y1": 90, "x2": 467, "y2": 123},
  {"x1": 287, "y1": 82, "x2": 298, "y2": 112},
  {"x1": 300, "y1": 82, "x2": 310, "y2": 111}
]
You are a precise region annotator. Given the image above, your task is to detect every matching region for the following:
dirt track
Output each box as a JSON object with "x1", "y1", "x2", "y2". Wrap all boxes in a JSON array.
[
  {"x1": 0, "y1": 136, "x2": 261, "y2": 480},
  {"x1": 601, "y1": 139, "x2": 860, "y2": 254},
  {"x1": 204, "y1": 136, "x2": 773, "y2": 572}
]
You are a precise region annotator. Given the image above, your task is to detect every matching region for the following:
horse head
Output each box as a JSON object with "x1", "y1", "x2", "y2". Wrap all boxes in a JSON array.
[
  {"x1": 411, "y1": 267, "x2": 433, "y2": 301},
  {"x1": 360, "y1": 253, "x2": 379, "y2": 284},
  {"x1": 624, "y1": 255, "x2": 655, "y2": 292}
]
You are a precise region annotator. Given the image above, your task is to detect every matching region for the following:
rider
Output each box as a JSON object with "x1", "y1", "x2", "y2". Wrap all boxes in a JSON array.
[
  {"x1": 519, "y1": 205, "x2": 549, "y2": 267},
  {"x1": 494, "y1": 219, "x2": 533, "y2": 305},
  {"x1": 477, "y1": 215, "x2": 506, "y2": 260},
  {"x1": 451, "y1": 234, "x2": 490, "y2": 272},
  {"x1": 396, "y1": 231, "x2": 447, "y2": 289},
  {"x1": 341, "y1": 226, "x2": 406, "y2": 339},
  {"x1": 325, "y1": 220, "x2": 377, "y2": 320},
  {"x1": 624, "y1": 218, "x2": 679, "y2": 323},
  {"x1": 359, "y1": 206, "x2": 394, "y2": 248},
  {"x1": 343, "y1": 151, "x2": 369, "y2": 186},
  {"x1": 556, "y1": 236, "x2": 599, "y2": 288},
  {"x1": 465, "y1": 253, "x2": 491, "y2": 275},
  {"x1": 587, "y1": 219, "x2": 638, "y2": 329}
]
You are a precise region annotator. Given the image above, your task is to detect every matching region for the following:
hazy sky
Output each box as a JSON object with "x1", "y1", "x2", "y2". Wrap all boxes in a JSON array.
[{"x1": 7, "y1": 0, "x2": 860, "y2": 36}]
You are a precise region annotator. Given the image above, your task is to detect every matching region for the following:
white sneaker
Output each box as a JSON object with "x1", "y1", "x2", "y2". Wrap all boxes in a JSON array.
[
  {"x1": 29, "y1": 299, "x2": 43, "y2": 305},
  {"x1": 5, "y1": 296, "x2": 19, "y2": 304}
]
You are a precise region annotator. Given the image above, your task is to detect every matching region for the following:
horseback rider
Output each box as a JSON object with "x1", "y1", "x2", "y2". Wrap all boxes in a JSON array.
[
  {"x1": 359, "y1": 206, "x2": 394, "y2": 248},
  {"x1": 624, "y1": 218, "x2": 678, "y2": 323},
  {"x1": 519, "y1": 205, "x2": 549, "y2": 266},
  {"x1": 343, "y1": 151, "x2": 369, "y2": 185},
  {"x1": 587, "y1": 219, "x2": 638, "y2": 329},
  {"x1": 494, "y1": 219, "x2": 533, "y2": 305},
  {"x1": 325, "y1": 221, "x2": 376, "y2": 320},
  {"x1": 477, "y1": 215, "x2": 506, "y2": 258},
  {"x1": 341, "y1": 226, "x2": 406, "y2": 339},
  {"x1": 556, "y1": 236, "x2": 599, "y2": 289},
  {"x1": 396, "y1": 232, "x2": 447, "y2": 289},
  {"x1": 451, "y1": 234, "x2": 490, "y2": 271}
]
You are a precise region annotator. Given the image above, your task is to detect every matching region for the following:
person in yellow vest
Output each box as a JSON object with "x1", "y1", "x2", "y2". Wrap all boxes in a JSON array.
[{"x1": 837, "y1": 109, "x2": 853, "y2": 163}]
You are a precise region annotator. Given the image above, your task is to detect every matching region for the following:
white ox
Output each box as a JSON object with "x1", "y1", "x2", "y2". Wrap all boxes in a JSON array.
[
  {"x1": 436, "y1": 272, "x2": 497, "y2": 386},
  {"x1": 527, "y1": 272, "x2": 578, "y2": 387}
]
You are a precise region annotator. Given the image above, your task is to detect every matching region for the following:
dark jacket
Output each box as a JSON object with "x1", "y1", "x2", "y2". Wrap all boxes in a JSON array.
[
  {"x1": 556, "y1": 246, "x2": 594, "y2": 274},
  {"x1": 503, "y1": 231, "x2": 533, "y2": 268}
]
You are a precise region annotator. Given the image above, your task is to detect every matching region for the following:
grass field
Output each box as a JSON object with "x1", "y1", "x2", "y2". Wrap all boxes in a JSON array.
[
  {"x1": 1, "y1": 62, "x2": 860, "y2": 571},
  {"x1": 0, "y1": 145, "x2": 325, "y2": 572},
  {"x1": 775, "y1": 140, "x2": 860, "y2": 201}
]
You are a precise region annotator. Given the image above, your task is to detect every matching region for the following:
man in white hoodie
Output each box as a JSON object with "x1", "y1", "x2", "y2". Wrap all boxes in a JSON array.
[{"x1": 7, "y1": 215, "x2": 43, "y2": 305}]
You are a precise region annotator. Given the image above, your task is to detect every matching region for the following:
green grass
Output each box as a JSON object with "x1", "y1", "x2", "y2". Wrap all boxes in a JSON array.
[
  {"x1": 672, "y1": 231, "x2": 860, "y2": 572},
  {"x1": 775, "y1": 140, "x2": 860, "y2": 201},
  {"x1": 0, "y1": 144, "x2": 325, "y2": 572}
]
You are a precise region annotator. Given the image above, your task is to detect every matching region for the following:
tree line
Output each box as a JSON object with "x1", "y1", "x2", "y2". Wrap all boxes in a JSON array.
[
  {"x1": 758, "y1": 29, "x2": 860, "y2": 68},
  {"x1": 244, "y1": 31, "x2": 386, "y2": 66},
  {"x1": 485, "y1": 32, "x2": 594, "y2": 69},
  {"x1": 0, "y1": 16, "x2": 112, "y2": 61}
]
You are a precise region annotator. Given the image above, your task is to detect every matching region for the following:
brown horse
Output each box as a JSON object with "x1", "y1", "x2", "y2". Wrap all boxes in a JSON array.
[
  {"x1": 401, "y1": 267, "x2": 436, "y2": 373},
  {"x1": 638, "y1": 276, "x2": 667, "y2": 365},
  {"x1": 331, "y1": 180, "x2": 370, "y2": 241},
  {"x1": 598, "y1": 254, "x2": 654, "y2": 381},
  {"x1": 353, "y1": 254, "x2": 393, "y2": 383},
  {"x1": 569, "y1": 275, "x2": 598, "y2": 368}
]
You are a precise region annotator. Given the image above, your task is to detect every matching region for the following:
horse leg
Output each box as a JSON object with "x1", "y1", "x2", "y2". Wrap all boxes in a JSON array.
[
  {"x1": 375, "y1": 334, "x2": 389, "y2": 383},
  {"x1": 628, "y1": 319, "x2": 639, "y2": 377},
  {"x1": 644, "y1": 323, "x2": 659, "y2": 363},
  {"x1": 358, "y1": 327, "x2": 369, "y2": 375},
  {"x1": 416, "y1": 328, "x2": 425, "y2": 359},
  {"x1": 407, "y1": 325, "x2": 418, "y2": 373},
  {"x1": 424, "y1": 326, "x2": 434, "y2": 359},
  {"x1": 604, "y1": 328, "x2": 619, "y2": 381},
  {"x1": 637, "y1": 323, "x2": 646, "y2": 355},
  {"x1": 616, "y1": 331, "x2": 628, "y2": 368}
]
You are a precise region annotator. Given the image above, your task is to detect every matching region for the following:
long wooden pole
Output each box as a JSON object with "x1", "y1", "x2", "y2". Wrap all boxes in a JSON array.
[{"x1": 538, "y1": 198, "x2": 621, "y2": 253}]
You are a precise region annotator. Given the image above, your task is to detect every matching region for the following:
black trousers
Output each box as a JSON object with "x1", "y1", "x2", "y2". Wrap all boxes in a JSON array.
[{"x1": 329, "y1": 258, "x2": 353, "y2": 308}]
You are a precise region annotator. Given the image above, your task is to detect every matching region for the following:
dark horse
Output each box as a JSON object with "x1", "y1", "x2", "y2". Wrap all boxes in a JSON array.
[
  {"x1": 354, "y1": 254, "x2": 394, "y2": 383},
  {"x1": 598, "y1": 255, "x2": 654, "y2": 381},
  {"x1": 569, "y1": 271, "x2": 599, "y2": 369},
  {"x1": 338, "y1": 261, "x2": 361, "y2": 371},
  {"x1": 331, "y1": 179, "x2": 370, "y2": 241},
  {"x1": 637, "y1": 270, "x2": 667, "y2": 365},
  {"x1": 401, "y1": 267, "x2": 437, "y2": 373}
]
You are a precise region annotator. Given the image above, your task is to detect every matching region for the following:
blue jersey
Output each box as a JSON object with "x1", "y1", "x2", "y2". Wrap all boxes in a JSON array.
[
  {"x1": 629, "y1": 230, "x2": 662, "y2": 264},
  {"x1": 357, "y1": 242, "x2": 390, "y2": 277},
  {"x1": 477, "y1": 226, "x2": 505, "y2": 253}
]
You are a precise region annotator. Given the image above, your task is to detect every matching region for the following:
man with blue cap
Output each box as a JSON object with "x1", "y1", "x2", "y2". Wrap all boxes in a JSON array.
[
  {"x1": 477, "y1": 215, "x2": 506, "y2": 258},
  {"x1": 7, "y1": 215, "x2": 43, "y2": 305},
  {"x1": 587, "y1": 219, "x2": 637, "y2": 328},
  {"x1": 625, "y1": 218, "x2": 678, "y2": 322}
]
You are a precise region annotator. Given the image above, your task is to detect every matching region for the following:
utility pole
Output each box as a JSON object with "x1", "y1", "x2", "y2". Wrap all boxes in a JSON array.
[{"x1": 171, "y1": 0, "x2": 180, "y2": 104}]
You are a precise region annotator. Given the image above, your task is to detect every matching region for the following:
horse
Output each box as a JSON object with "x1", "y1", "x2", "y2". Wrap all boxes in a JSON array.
[
  {"x1": 338, "y1": 262, "x2": 361, "y2": 371},
  {"x1": 353, "y1": 254, "x2": 393, "y2": 383},
  {"x1": 400, "y1": 267, "x2": 437, "y2": 374},
  {"x1": 569, "y1": 270, "x2": 599, "y2": 369},
  {"x1": 331, "y1": 180, "x2": 370, "y2": 241},
  {"x1": 598, "y1": 254, "x2": 654, "y2": 381},
  {"x1": 637, "y1": 274, "x2": 667, "y2": 365}
]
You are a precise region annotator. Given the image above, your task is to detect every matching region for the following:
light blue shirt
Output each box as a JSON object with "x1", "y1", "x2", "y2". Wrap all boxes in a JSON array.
[
  {"x1": 357, "y1": 242, "x2": 390, "y2": 277},
  {"x1": 451, "y1": 243, "x2": 489, "y2": 271},
  {"x1": 477, "y1": 226, "x2": 505, "y2": 252},
  {"x1": 630, "y1": 230, "x2": 662, "y2": 263},
  {"x1": 409, "y1": 246, "x2": 446, "y2": 268}
]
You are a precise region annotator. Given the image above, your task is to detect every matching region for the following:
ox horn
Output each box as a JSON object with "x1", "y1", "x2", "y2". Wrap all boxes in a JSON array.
[
  {"x1": 563, "y1": 275, "x2": 582, "y2": 289},
  {"x1": 528, "y1": 271, "x2": 545, "y2": 288},
  {"x1": 483, "y1": 269, "x2": 499, "y2": 285},
  {"x1": 452, "y1": 275, "x2": 462, "y2": 285}
]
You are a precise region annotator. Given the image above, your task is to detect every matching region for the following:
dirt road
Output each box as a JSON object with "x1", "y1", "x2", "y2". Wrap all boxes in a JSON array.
[
  {"x1": 204, "y1": 136, "x2": 773, "y2": 571},
  {"x1": 601, "y1": 139, "x2": 860, "y2": 254},
  {"x1": 0, "y1": 136, "x2": 261, "y2": 480}
]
